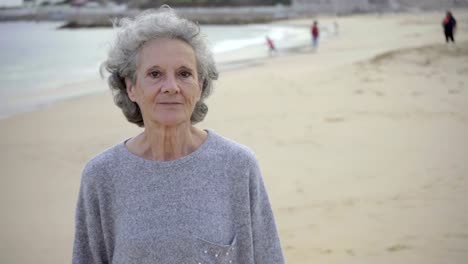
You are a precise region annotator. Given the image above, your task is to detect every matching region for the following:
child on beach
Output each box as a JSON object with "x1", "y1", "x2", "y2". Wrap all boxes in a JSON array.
[
  {"x1": 333, "y1": 21, "x2": 339, "y2": 36},
  {"x1": 311, "y1": 21, "x2": 320, "y2": 50},
  {"x1": 266, "y1": 35, "x2": 277, "y2": 57}
]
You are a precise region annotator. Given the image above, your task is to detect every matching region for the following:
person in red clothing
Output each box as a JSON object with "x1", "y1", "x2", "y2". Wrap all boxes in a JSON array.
[
  {"x1": 265, "y1": 35, "x2": 277, "y2": 57},
  {"x1": 311, "y1": 21, "x2": 319, "y2": 50}
]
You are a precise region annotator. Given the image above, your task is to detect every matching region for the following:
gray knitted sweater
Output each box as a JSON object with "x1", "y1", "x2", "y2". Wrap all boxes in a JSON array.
[{"x1": 72, "y1": 130, "x2": 285, "y2": 264}]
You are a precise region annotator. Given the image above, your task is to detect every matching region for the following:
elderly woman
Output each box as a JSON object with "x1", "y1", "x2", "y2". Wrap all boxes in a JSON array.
[{"x1": 72, "y1": 7, "x2": 284, "y2": 264}]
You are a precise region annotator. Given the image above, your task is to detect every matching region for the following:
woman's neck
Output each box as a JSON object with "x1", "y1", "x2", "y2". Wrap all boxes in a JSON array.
[{"x1": 128, "y1": 123, "x2": 207, "y2": 161}]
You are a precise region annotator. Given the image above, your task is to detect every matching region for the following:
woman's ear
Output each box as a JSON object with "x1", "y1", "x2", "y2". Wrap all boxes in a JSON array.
[{"x1": 125, "y1": 78, "x2": 137, "y2": 102}]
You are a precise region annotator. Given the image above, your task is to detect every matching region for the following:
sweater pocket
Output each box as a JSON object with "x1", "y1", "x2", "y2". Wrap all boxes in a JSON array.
[{"x1": 194, "y1": 234, "x2": 237, "y2": 264}]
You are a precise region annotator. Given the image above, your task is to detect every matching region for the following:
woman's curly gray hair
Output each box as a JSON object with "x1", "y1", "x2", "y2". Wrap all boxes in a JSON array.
[{"x1": 101, "y1": 6, "x2": 218, "y2": 127}]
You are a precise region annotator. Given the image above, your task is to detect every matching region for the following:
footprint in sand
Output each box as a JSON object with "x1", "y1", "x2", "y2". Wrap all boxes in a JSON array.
[
  {"x1": 448, "y1": 89, "x2": 460, "y2": 94},
  {"x1": 457, "y1": 68, "x2": 468, "y2": 75},
  {"x1": 320, "y1": 249, "x2": 333, "y2": 255},
  {"x1": 343, "y1": 198, "x2": 356, "y2": 207},
  {"x1": 387, "y1": 244, "x2": 412, "y2": 252},
  {"x1": 362, "y1": 77, "x2": 383, "y2": 83},
  {"x1": 361, "y1": 77, "x2": 374, "y2": 83},
  {"x1": 375, "y1": 91, "x2": 385, "y2": 97},
  {"x1": 425, "y1": 72, "x2": 433, "y2": 78},
  {"x1": 354, "y1": 89, "x2": 364, "y2": 95},
  {"x1": 325, "y1": 117, "x2": 345, "y2": 123},
  {"x1": 346, "y1": 249, "x2": 356, "y2": 256},
  {"x1": 403, "y1": 235, "x2": 419, "y2": 241},
  {"x1": 422, "y1": 183, "x2": 432, "y2": 189},
  {"x1": 285, "y1": 245, "x2": 294, "y2": 251},
  {"x1": 444, "y1": 233, "x2": 468, "y2": 239}
]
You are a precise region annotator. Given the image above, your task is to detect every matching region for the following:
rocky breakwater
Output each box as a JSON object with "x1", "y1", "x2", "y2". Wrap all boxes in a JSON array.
[{"x1": 58, "y1": 5, "x2": 293, "y2": 29}]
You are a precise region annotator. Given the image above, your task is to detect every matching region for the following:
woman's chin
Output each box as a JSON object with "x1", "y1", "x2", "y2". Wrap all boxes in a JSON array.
[{"x1": 151, "y1": 114, "x2": 189, "y2": 127}]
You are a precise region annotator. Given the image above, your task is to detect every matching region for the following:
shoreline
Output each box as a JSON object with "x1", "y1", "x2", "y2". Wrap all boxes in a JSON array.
[
  {"x1": 0, "y1": 21, "x2": 315, "y2": 121},
  {"x1": 1, "y1": 8, "x2": 465, "y2": 121}
]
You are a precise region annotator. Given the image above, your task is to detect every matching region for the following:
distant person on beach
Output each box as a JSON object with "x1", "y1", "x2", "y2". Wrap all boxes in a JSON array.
[
  {"x1": 442, "y1": 11, "x2": 457, "y2": 43},
  {"x1": 266, "y1": 35, "x2": 277, "y2": 56},
  {"x1": 72, "y1": 6, "x2": 285, "y2": 264},
  {"x1": 333, "y1": 21, "x2": 339, "y2": 36},
  {"x1": 311, "y1": 21, "x2": 320, "y2": 50}
]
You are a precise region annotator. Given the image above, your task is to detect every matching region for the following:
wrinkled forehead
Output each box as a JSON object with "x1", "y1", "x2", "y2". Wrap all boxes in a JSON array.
[{"x1": 136, "y1": 37, "x2": 198, "y2": 71}]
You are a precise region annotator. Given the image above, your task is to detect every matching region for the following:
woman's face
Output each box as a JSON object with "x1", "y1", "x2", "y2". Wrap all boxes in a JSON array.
[{"x1": 126, "y1": 38, "x2": 202, "y2": 127}]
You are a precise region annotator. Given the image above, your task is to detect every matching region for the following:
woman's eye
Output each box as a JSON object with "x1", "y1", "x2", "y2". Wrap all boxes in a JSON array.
[
  {"x1": 149, "y1": 71, "x2": 161, "y2": 78},
  {"x1": 179, "y1": 71, "x2": 192, "y2": 78}
]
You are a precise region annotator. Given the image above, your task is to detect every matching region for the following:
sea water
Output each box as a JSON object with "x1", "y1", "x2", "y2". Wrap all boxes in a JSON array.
[{"x1": 0, "y1": 21, "x2": 314, "y2": 119}]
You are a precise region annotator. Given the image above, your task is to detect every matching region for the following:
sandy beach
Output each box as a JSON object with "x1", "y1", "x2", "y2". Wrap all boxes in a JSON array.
[{"x1": 1, "y1": 9, "x2": 468, "y2": 264}]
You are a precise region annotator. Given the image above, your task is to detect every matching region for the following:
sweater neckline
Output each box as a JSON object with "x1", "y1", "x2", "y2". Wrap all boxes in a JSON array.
[{"x1": 118, "y1": 129, "x2": 215, "y2": 168}]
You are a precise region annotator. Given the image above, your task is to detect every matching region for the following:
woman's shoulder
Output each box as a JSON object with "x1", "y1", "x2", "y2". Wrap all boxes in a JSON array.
[
  {"x1": 81, "y1": 141, "x2": 126, "y2": 181},
  {"x1": 208, "y1": 130, "x2": 258, "y2": 165}
]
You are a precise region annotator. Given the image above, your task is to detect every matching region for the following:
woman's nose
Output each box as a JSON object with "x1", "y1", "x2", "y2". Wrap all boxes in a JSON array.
[{"x1": 161, "y1": 74, "x2": 180, "y2": 94}]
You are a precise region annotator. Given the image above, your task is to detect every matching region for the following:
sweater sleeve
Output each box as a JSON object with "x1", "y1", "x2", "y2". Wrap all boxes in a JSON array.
[
  {"x1": 72, "y1": 164, "x2": 109, "y2": 264},
  {"x1": 249, "y1": 159, "x2": 285, "y2": 264}
]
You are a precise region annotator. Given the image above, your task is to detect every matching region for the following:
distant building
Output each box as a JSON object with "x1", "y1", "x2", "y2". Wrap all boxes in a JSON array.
[
  {"x1": 292, "y1": 0, "x2": 387, "y2": 14},
  {"x1": 396, "y1": 0, "x2": 468, "y2": 9},
  {"x1": 31, "y1": 0, "x2": 67, "y2": 6},
  {"x1": 71, "y1": 0, "x2": 88, "y2": 6},
  {"x1": 0, "y1": 0, "x2": 23, "y2": 7}
]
